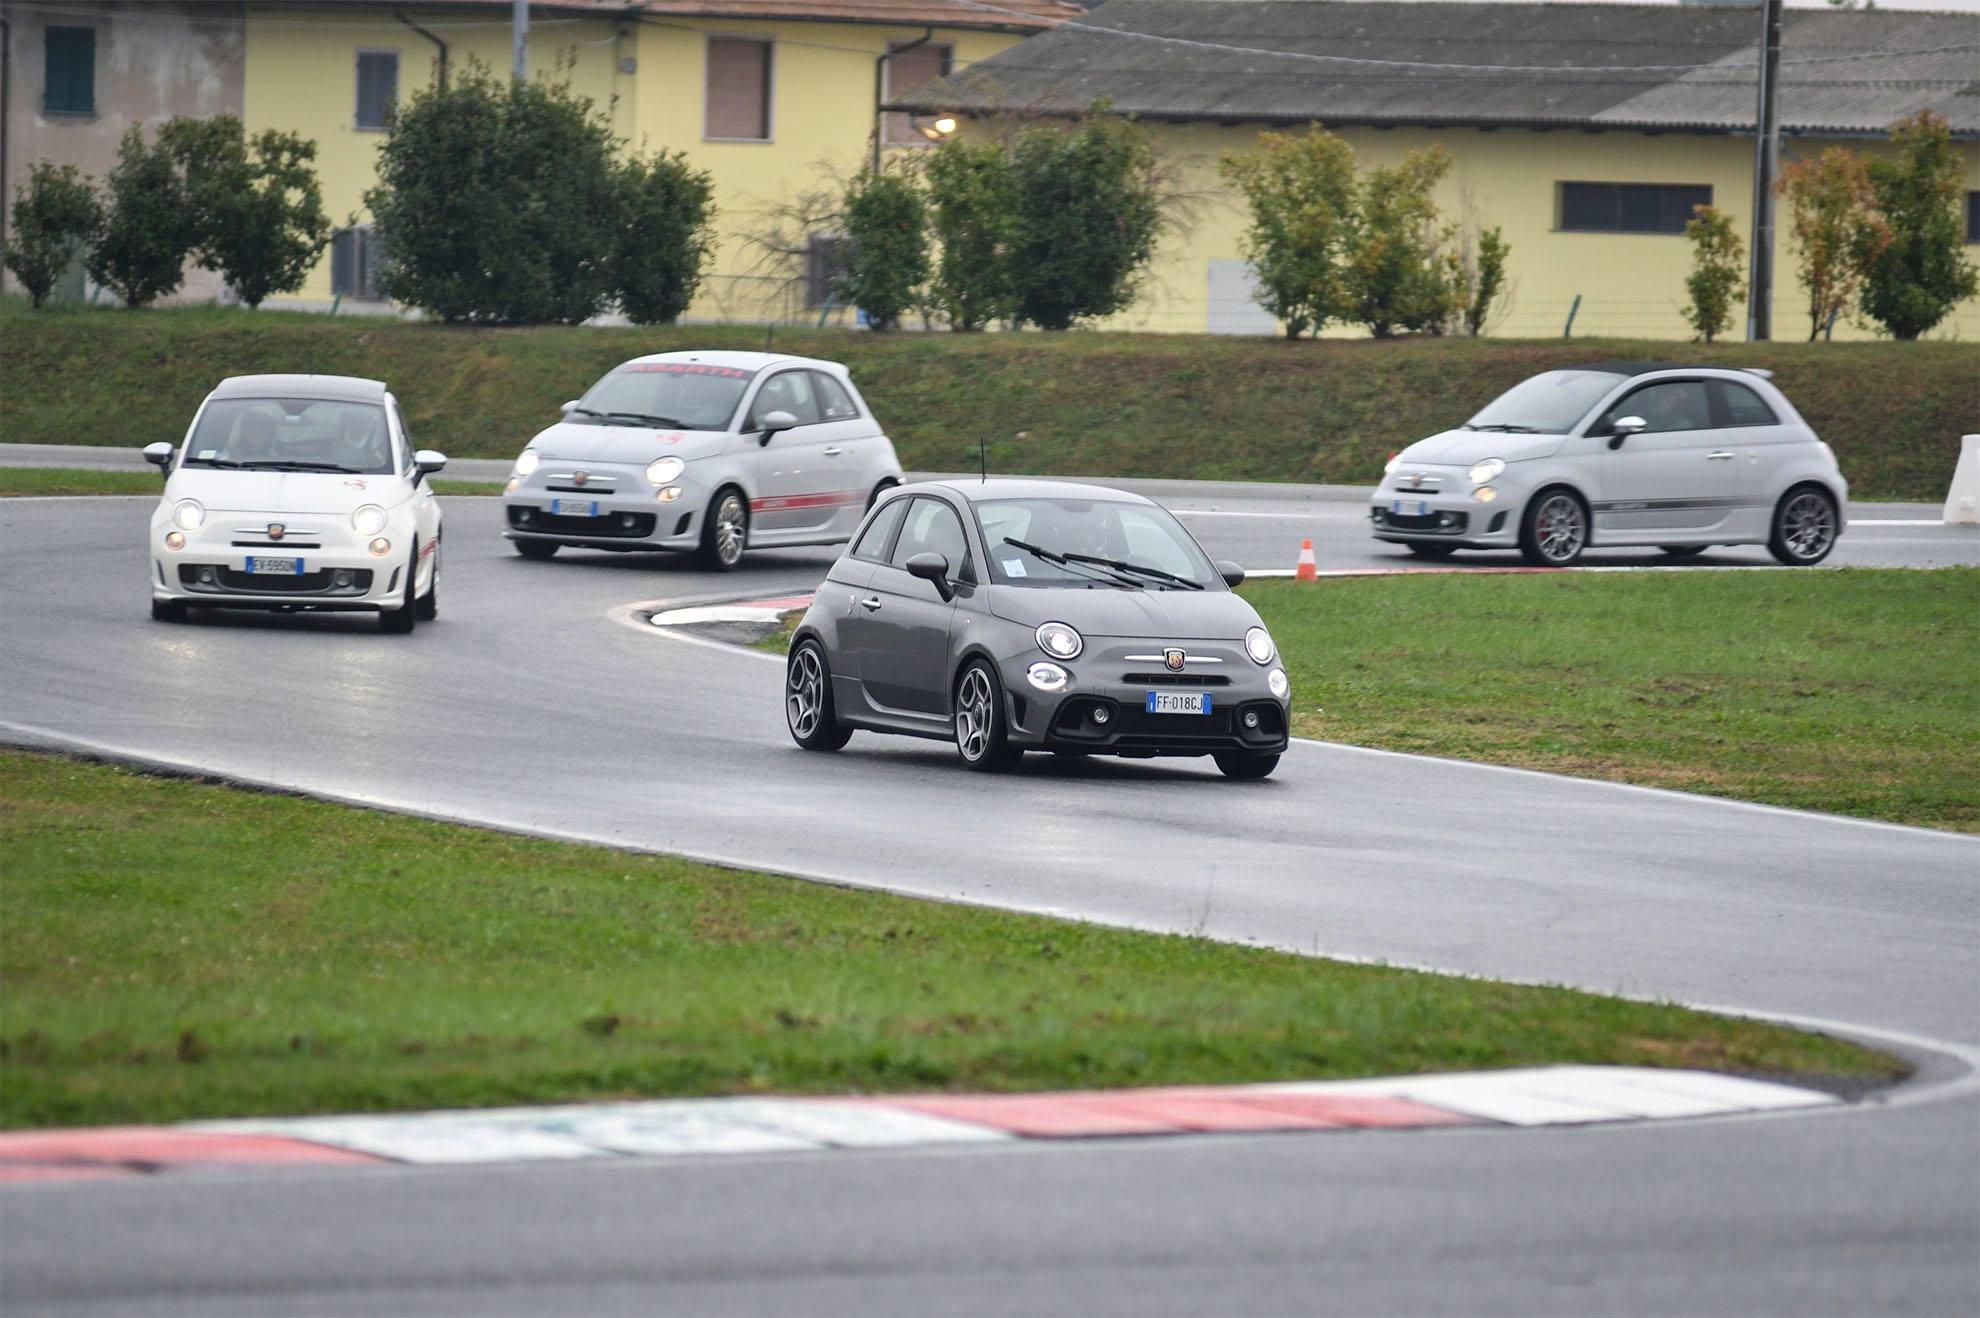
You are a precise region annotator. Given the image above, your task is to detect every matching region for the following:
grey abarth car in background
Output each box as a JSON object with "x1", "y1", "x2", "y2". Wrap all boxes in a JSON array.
[{"x1": 785, "y1": 480, "x2": 1291, "y2": 778}]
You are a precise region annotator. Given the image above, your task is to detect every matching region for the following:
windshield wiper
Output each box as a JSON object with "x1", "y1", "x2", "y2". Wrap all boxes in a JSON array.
[
  {"x1": 1469, "y1": 423, "x2": 1540, "y2": 433},
  {"x1": 575, "y1": 407, "x2": 687, "y2": 428},
  {"x1": 237, "y1": 461, "x2": 364, "y2": 473},
  {"x1": 1001, "y1": 536, "x2": 1142, "y2": 589},
  {"x1": 1058, "y1": 550, "x2": 1203, "y2": 590}
]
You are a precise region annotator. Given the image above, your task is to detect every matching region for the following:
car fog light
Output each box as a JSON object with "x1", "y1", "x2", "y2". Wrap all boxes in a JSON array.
[
  {"x1": 1243, "y1": 710, "x2": 1260, "y2": 729},
  {"x1": 1268, "y1": 668, "x2": 1289, "y2": 699},
  {"x1": 164, "y1": 531, "x2": 186, "y2": 551},
  {"x1": 518, "y1": 509, "x2": 535, "y2": 524},
  {"x1": 1092, "y1": 706, "x2": 1111, "y2": 725},
  {"x1": 197, "y1": 568, "x2": 215, "y2": 585},
  {"x1": 656, "y1": 485, "x2": 682, "y2": 503},
  {"x1": 333, "y1": 569, "x2": 354, "y2": 588},
  {"x1": 505, "y1": 477, "x2": 520, "y2": 494},
  {"x1": 368, "y1": 537, "x2": 392, "y2": 557},
  {"x1": 1475, "y1": 485, "x2": 1498, "y2": 503},
  {"x1": 619, "y1": 513, "x2": 637, "y2": 528},
  {"x1": 1026, "y1": 662, "x2": 1068, "y2": 693}
]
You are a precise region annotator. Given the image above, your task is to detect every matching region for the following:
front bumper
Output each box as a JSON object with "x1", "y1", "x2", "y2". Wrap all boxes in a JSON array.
[
  {"x1": 502, "y1": 463, "x2": 704, "y2": 551},
  {"x1": 150, "y1": 513, "x2": 411, "y2": 611},
  {"x1": 995, "y1": 642, "x2": 1289, "y2": 758},
  {"x1": 1369, "y1": 471, "x2": 1524, "y2": 548}
]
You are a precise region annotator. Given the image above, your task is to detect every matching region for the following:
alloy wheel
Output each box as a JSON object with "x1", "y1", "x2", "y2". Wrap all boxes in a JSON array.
[
  {"x1": 1779, "y1": 491, "x2": 1835, "y2": 562},
  {"x1": 715, "y1": 494, "x2": 747, "y2": 567},
  {"x1": 787, "y1": 645, "x2": 824, "y2": 740},
  {"x1": 955, "y1": 666, "x2": 993, "y2": 761},
  {"x1": 1533, "y1": 494, "x2": 1586, "y2": 563}
]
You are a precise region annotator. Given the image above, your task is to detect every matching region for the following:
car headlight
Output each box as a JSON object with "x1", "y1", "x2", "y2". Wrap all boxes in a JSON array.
[
  {"x1": 1469, "y1": 458, "x2": 1505, "y2": 484},
  {"x1": 1036, "y1": 621, "x2": 1082, "y2": 660},
  {"x1": 1268, "y1": 668, "x2": 1289, "y2": 700},
  {"x1": 1384, "y1": 452, "x2": 1403, "y2": 475},
  {"x1": 172, "y1": 499, "x2": 204, "y2": 531},
  {"x1": 1245, "y1": 627, "x2": 1275, "y2": 665},
  {"x1": 351, "y1": 504, "x2": 388, "y2": 536},
  {"x1": 645, "y1": 456, "x2": 685, "y2": 485},
  {"x1": 514, "y1": 449, "x2": 540, "y2": 477}
]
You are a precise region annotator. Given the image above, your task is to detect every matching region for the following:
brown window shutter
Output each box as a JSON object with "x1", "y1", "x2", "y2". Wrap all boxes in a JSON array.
[{"x1": 706, "y1": 39, "x2": 770, "y2": 140}]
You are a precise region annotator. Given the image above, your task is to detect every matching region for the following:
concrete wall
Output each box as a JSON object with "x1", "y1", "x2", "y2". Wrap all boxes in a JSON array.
[{"x1": 1, "y1": 0, "x2": 245, "y2": 303}]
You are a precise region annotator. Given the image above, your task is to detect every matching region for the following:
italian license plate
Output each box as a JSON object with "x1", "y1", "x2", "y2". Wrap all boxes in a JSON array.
[
  {"x1": 244, "y1": 556, "x2": 302, "y2": 575},
  {"x1": 551, "y1": 498, "x2": 600, "y2": 517},
  {"x1": 1391, "y1": 499, "x2": 1428, "y2": 516},
  {"x1": 1145, "y1": 691, "x2": 1210, "y2": 716}
]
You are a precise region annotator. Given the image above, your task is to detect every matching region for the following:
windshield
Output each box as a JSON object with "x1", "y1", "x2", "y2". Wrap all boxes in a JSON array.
[
  {"x1": 181, "y1": 398, "x2": 396, "y2": 474},
  {"x1": 573, "y1": 362, "x2": 758, "y2": 430},
  {"x1": 1466, "y1": 370, "x2": 1621, "y2": 434},
  {"x1": 974, "y1": 498, "x2": 1217, "y2": 590}
]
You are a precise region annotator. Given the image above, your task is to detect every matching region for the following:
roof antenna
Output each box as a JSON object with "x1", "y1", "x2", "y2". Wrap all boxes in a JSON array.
[{"x1": 979, "y1": 435, "x2": 987, "y2": 483}]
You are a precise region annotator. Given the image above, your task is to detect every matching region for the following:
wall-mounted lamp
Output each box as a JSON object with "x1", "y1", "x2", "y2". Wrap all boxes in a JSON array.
[{"x1": 918, "y1": 115, "x2": 959, "y2": 143}]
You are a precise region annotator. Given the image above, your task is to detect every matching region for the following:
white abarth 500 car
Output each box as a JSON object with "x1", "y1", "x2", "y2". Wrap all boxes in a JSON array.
[
  {"x1": 501, "y1": 351, "x2": 904, "y2": 570},
  {"x1": 145, "y1": 374, "x2": 447, "y2": 632},
  {"x1": 1370, "y1": 363, "x2": 1848, "y2": 566}
]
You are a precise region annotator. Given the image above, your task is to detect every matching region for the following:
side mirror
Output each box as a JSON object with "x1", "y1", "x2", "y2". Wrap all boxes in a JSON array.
[
  {"x1": 414, "y1": 449, "x2": 448, "y2": 476},
  {"x1": 142, "y1": 442, "x2": 175, "y2": 472},
  {"x1": 1607, "y1": 415, "x2": 1647, "y2": 450},
  {"x1": 559, "y1": 400, "x2": 579, "y2": 416},
  {"x1": 756, "y1": 410, "x2": 799, "y2": 445},
  {"x1": 904, "y1": 551, "x2": 954, "y2": 602},
  {"x1": 1215, "y1": 559, "x2": 1246, "y2": 588}
]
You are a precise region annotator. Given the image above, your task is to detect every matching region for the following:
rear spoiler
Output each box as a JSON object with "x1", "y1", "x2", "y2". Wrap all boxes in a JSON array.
[{"x1": 1740, "y1": 368, "x2": 1775, "y2": 380}]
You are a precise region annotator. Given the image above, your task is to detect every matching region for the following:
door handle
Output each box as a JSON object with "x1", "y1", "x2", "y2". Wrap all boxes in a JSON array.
[
  {"x1": 1707, "y1": 451, "x2": 1735, "y2": 460},
  {"x1": 822, "y1": 446, "x2": 844, "y2": 457},
  {"x1": 859, "y1": 596, "x2": 882, "y2": 611}
]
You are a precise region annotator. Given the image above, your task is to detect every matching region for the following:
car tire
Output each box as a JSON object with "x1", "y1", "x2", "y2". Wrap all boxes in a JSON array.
[
  {"x1": 150, "y1": 598, "x2": 186, "y2": 622},
  {"x1": 1404, "y1": 543, "x2": 1458, "y2": 560},
  {"x1": 1658, "y1": 545, "x2": 1707, "y2": 558},
  {"x1": 1519, "y1": 487, "x2": 1589, "y2": 566},
  {"x1": 867, "y1": 479, "x2": 898, "y2": 510},
  {"x1": 953, "y1": 659, "x2": 1020, "y2": 772},
  {"x1": 514, "y1": 538, "x2": 558, "y2": 561},
  {"x1": 1214, "y1": 752, "x2": 1279, "y2": 781},
  {"x1": 1768, "y1": 484, "x2": 1839, "y2": 566},
  {"x1": 380, "y1": 544, "x2": 418, "y2": 634},
  {"x1": 414, "y1": 541, "x2": 439, "y2": 621},
  {"x1": 700, "y1": 487, "x2": 748, "y2": 572},
  {"x1": 785, "y1": 639, "x2": 852, "y2": 751}
]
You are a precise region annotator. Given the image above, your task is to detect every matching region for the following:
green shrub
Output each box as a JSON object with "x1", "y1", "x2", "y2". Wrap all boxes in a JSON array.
[
  {"x1": 159, "y1": 115, "x2": 331, "y2": 310},
  {"x1": 1219, "y1": 127, "x2": 1358, "y2": 340},
  {"x1": 925, "y1": 138, "x2": 1019, "y2": 331},
  {"x1": 1683, "y1": 205, "x2": 1745, "y2": 344},
  {"x1": 837, "y1": 167, "x2": 928, "y2": 332},
  {"x1": 614, "y1": 151, "x2": 716, "y2": 326},
  {"x1": 1857, "y1": 111, "x2": 1978, "y2": 341},
  {"x1": 1344, "y1": 146, "x2": 1465, "y2": 338},
  {"x1": 87, "y1": 127, "x2": 197, "y2": 309},
  {"x1": 2, "y1": 163, "x2": 101, "y2": 309},
  {"x1": 1008, "y1": 111, "x2": 1163, "y2": 331}
]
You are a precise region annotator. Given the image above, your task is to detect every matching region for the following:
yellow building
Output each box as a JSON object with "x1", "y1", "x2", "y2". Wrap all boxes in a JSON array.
[
  {"x1": 238, "y1": 0, "x2": 1075, "y2": 318},
  {"x1": 894, "y1": 0, "x2": 1980, "y2": 341}
]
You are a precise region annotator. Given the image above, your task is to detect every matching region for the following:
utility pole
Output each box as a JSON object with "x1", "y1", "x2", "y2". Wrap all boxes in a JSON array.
[
  {"x1": 512, "y1": 0, "x2": 528, "y2": 82},
  {"x1": 1745, "y1": 0, "x2": 1782, "y2": 342}
]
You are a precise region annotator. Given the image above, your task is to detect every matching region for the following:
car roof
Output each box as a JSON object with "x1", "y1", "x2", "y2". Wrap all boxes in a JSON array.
[
  {"x1": 209, "y1": 374, "x2": 387, "y2": 403},
  {"x1": 1563, "y1": 362, "x2": 1773, "y2": 381},
  {"x1": 620, "y1": 350, "x2": 851, "y2": 375},
  {"x1": 919, "y1": 477, "x2": 1159, "y2": 506}
]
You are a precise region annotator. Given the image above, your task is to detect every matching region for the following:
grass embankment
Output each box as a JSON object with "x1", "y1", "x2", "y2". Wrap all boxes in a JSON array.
[
  {"x1": 2, "y1": 299, "x2": 1971, "y2": 500},
  {"x1": 0, "y1": 750, "x2": 1898, "y2": 1128},
  {"x1": 0, "y1": 467, "x2": 503, "y2": 497},
  {"x1": 1253, "y1": 569, "x2": 1980, "y2": 832}
]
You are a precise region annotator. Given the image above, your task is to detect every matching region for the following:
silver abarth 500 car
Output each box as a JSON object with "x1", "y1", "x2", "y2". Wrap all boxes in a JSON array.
[
  {"x1": 503, "y1": 351, "x2": 904, "y2": 570},
  {"x1": 785, "y1": 480, "x2": 1292, "y2": 779},
  {"x1": 1371, "y1": 362, "x2": 1847, "y2": 566}
]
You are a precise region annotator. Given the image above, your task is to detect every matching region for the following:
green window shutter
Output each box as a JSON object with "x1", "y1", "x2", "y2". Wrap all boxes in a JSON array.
[{"x1": 44, "y1": 27, "x2": 95, "y2": 114}]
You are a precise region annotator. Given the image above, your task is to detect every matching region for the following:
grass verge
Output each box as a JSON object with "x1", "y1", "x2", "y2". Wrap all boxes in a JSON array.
[
  {"x1": 3, "y1": 298, "x2": 1972, "y2": 500},
  {"x1": 0, "y1": 750, "x2": 1899, "y2": 1129},
  {"x1": 1251, "y1": 568, "x2": 1980, "y2": 832},
  {"x1": 0, "y1": 467, "x2": 502, "y2": 498}
]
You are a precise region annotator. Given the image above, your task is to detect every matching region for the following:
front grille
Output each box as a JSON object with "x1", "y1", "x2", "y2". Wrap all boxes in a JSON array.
[
  {"x1": 509, "y1": 506, "x2": 656, "y2": 538},
  {"x1": 547, "y1": 482, "x2": 618, "y2": 494},
  {"x1": 182, "y1": 565, "x2": 373, "y2": 595},
  {"x1": 1050, "y1": 697, "x2": 1286, "y2": 750},
  {"x1": 1373, "y1": 509, "x2": 1470, "y2": 534},
  {"x1": 231, "y1": 540, "x2": 323, "y2": 549},
  {"x1": 1124, "y1": 673, "x2": 1232, "y2": 686}
]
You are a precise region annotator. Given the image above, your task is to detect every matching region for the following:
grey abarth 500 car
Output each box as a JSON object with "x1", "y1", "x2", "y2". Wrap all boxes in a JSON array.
[{"x1": 784, "y1": 480, "x2": 1291, "y2": 778}]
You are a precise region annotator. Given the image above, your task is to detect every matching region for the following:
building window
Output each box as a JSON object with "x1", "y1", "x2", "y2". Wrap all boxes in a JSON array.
[
  {"x1": 44, "y1": 26, "x2": 96, "y2": 115},
  {"x1": 331, "y1": 226, "x2": 385, "y2": 300},
  {"x1": 705, "y1": 38, "x2": 772, "y2": 141},
  {"x1": 1967, "y1": 191, "x2": 1978, "y2": 245},
  {"x1": 1559, "y1": 182, "x2": 1712, "y2": 235},
  {"x1": 883, "y1": 42, "x2": 953, "y2": 146},
  {"x1": 356, "y1": 51, "x2": 399, "y2": 131},
  {"x1": 804, "y1": 235, "x2": 846, "y2": 308}
]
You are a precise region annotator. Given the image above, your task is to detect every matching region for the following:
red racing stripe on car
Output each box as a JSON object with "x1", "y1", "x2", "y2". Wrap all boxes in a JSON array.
[{"x1": 749, "y1": 491, "x2": 866, "y2": 513}]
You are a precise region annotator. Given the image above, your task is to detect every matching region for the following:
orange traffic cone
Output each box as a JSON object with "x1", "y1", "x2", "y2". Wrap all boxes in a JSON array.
[{"x1": 1295, "y1": 538, "x2": 1317, "y2": 581}]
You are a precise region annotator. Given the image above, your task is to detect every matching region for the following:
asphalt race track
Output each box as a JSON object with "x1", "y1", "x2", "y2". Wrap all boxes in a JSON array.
[{"x1": 2, "y1": 493, "x2": 1976, "y2": 1316}]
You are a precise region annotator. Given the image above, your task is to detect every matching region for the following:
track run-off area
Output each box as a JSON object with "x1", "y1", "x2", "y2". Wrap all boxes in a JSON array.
[{"x1": 1, "y1": 484, "x2": 1976, "y2": 1316}]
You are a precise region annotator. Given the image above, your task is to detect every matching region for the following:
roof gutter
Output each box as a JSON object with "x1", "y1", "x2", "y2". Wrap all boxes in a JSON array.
[
  {"x1": 395, "y1": 5, "x2": 448, "y2": 91},
  {"x1": 873, "y1": 26, "x2": 935, "y2": 175}
]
